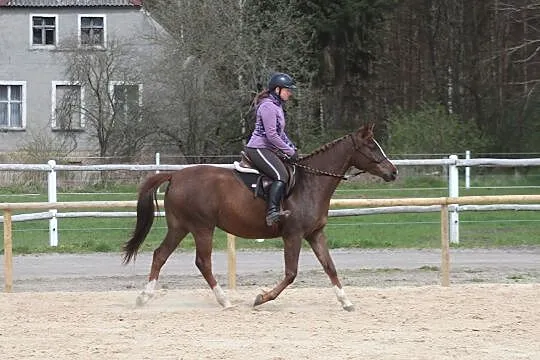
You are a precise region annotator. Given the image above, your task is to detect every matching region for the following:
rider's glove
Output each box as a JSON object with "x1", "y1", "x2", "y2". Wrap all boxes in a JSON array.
[{"x1": 289, "y1": 151, "x2": 299, "y2": 162}]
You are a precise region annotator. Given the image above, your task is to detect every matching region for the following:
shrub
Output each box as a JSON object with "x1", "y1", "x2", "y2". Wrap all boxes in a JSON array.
[{"x1": 386, "y1": 103, "x2": 491, "y2": 154}]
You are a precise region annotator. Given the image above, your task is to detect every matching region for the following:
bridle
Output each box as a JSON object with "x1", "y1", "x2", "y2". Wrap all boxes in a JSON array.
[
  {"x1": 350, "y1": 133, "x2": 386, "y2": 165},
  {"x1": 289, "y1": 134, "x2": 384, "y2": 180}
]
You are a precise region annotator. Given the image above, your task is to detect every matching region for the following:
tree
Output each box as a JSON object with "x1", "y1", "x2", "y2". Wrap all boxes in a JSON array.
[
  {"x1": 59, "y1": 37, "x2": 155, "y2": 157},
  {"x1": 143, "y1": 0, "x2": 319, "y2": 159},
  {"x1": 293, "y1": 0, "x2": 397, "y2": 131},
  {"x1": 371, "y1": 0, "x2": 540, "y2": 152},
  {"x1": 491, "y1": 1, "x2": 540, "y2": 151},
  {"x1": 142, "y1": 0, "x2": 540, "y2": 155},
  {"x1": 141, "y1": 1, "x2": 244, "y2": 161}
]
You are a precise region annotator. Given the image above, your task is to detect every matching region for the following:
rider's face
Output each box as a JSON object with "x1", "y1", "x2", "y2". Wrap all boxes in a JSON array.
[{"x1": 277, "y1": 87, "x2": 293, "y2": 102}]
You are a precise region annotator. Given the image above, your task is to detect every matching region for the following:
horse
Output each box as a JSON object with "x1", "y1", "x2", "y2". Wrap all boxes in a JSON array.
[{"x1": 123, "y1": 124, "x2": 397, "y2": 311}]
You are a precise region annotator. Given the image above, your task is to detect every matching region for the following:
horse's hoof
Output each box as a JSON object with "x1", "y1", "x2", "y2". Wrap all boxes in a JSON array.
[
  {"x1": 220, "y1": 300, "x2": 233, "y2": 309},
  {"x1": 136, "y1": 292, "x2": 153, "y2": 307},
  {"x1": 253, "y1": 294, "x2": 264, "y2": 307},
  {"x1": 343, "y1": 304, "x2": 355, "y2": 312},
  {"x1": 223, "y1": 303, "x2": 237, "y2": 311},
  {"x1": 136, "y1": 295, "x2": 146, "y2": 307}
]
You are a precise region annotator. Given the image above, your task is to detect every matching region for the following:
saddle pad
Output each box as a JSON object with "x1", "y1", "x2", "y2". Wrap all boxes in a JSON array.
[{"x1": 233, "y1": 161, "x2": 260, "y2": 174}]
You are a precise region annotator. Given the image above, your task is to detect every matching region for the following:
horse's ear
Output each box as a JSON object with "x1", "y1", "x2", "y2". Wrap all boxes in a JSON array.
[{"x1": 359, "y1": 123, "x2": 374, "y2": 139}]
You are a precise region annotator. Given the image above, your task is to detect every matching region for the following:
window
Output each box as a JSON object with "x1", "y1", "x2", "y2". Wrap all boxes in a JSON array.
[
  {"x1": 52, "y1": 81, "x2": 84, "y2": 129},
  {"x1": 0, "y1": 82, "x2": 26, "y2": 129},
  {"x1": 79, "y1": 15, "x2": 106, "y2": 47},
  {"x1": 31, "y1": 15, "x2": 58, "y2": 47},
  {"x1": 110, "y1": 82, "x2": 142, "y2": 121}
]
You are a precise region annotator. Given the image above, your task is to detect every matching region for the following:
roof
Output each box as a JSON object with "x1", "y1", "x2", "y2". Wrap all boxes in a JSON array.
[{"x1": 0, "y1": 0, "x2": 142, "y2": 7}]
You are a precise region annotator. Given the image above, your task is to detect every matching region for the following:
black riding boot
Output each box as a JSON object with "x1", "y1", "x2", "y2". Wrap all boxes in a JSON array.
[{"x1": 266, "y1": 180, "x2": 291, "y2": 226}]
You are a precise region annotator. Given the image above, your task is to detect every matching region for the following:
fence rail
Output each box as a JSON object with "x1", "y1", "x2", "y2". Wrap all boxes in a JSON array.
[
  {"x1": 2, "y1": 194, "x2": 540, "y2": 211},
  {"x1": 3, "y1": 194, "x2": 540, "y2": 292},
  {"x1": 1, "y1": 157, "x2": 539, "y2": 171},
  {"x1": 1, "y1": 156, "x2": 540, "y2": 291},
  {"x1": 1, "y1": 156, "x2": 540, "y2": 246}
]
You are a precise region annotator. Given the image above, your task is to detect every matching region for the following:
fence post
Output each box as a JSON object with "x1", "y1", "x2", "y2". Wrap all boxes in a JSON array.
[
  {"x1": 465, "y1": 150, "x2": 471, "y2": 189},
  {"x1": 440, "y1": 204, "x2": 450, "y2": 287},
  {"x1": 155, "y1": 152, "x2": 161, "y2": 194},
  {"x1": 3, "y1": 210, "x2": 13, "y2": 292},
  {"x1": 448, "y1": 155, "x2": 459, "y2": 244},
  {"x1": 155, "y1": 152, "x2": 160, "y2": 173},
  {"x1": 227, "y1": 233, "x2": 236, "y2": 290},
  {"x1": 48, "y1": 160, "x2": 58, "y2": 247}
]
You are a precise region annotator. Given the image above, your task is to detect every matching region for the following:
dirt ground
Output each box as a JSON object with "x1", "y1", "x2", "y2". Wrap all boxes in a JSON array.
[
  {"x1": 1, "y1": 249, "x2": 539, "y2": 359},
  {"x1": 0, "y1": 285, "x2": 539, "y2": 360}
]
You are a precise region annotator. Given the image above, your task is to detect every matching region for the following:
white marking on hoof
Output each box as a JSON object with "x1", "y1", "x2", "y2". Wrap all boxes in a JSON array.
[
  {"x1": 222, "y1": 304, "x2": 238, "y2": 311},
  {"x1": 213, "y1": 285, "x2": 232, "y2": 308},
  {"x1": 136, "y1": 279, "x2": 157, "y2": 307},
  {"x1": 136, "y1": 293, "x2": 151, "y2": 307},
  {"x1": 333, "y1": 285, "x2": 354, "y2": 311}
]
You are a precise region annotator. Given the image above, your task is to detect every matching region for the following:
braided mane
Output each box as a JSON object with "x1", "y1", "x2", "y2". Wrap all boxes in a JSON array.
[{"x1": 300, "y1": 133, "x2": 351, "y2": 160}]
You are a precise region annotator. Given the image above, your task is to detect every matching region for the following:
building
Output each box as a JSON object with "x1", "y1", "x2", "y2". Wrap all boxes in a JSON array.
[{"x1": 0, "y1": 0, "x2": 168, "y2": 157}]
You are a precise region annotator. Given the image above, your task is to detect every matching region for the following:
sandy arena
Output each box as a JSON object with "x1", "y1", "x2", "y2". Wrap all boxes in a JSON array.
[{"x1": 0, "y1": 249, "x2": 539, "y2": 359}]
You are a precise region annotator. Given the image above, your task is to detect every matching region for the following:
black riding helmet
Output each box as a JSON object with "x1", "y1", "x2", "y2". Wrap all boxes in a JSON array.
[{"x1": 268, "y1": 73, "x2": 297, "y2": 91}]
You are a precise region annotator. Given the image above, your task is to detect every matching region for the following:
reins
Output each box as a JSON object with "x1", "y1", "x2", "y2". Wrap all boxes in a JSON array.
[
  {"x1": 288, "y1": 134, "x2": 367, "y2": 180},
  {"x1": 290, "y1": 162, "x2": 365, "y2": 180}
]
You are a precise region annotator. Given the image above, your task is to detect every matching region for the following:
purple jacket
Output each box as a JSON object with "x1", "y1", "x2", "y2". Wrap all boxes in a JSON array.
[{"x1": 246, "y1": 95, "x2": 296, "y2": 156}]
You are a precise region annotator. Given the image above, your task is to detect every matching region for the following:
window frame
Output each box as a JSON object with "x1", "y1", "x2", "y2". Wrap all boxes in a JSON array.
[
  {"x1": 77, "y1": 14, "x2": 107, "y2": 48},
  {"x1": 51, "y1": 81, "x2": 86, "y2": 130},
  {"x1": 29, "y1": 14, "x2": 59, "y2": 49},
  {"x1": 0, "y1": 81, "x2": 27, "y2": 130},
  {"x1": 109, "y1": 81, "x2": 143, "y2": 122}
]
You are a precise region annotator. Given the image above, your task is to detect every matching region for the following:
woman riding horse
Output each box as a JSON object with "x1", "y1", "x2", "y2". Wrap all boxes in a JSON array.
[
  {"x1": 245, "y1": 72, "x2": 299, "y2": 226},
  {"x1": 123, "y1": 123, "x2": 397, "y2": 311}
]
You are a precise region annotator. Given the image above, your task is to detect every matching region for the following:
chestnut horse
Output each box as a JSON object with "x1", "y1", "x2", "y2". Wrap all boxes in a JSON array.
[{"x1": 123, "y1": 124, "x2": 397, "y2": 311}]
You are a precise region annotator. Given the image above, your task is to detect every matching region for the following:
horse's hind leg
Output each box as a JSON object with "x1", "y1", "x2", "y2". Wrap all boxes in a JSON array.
[
  {"x1": 306, "y1": 229, "x2": 355, "y2": 312},
  {"x1": 193, "y1": 228, "x2": 232, "y2": 308},
  {"x1": 136, "y1": 227, "x2": 188, "y2": 306}
]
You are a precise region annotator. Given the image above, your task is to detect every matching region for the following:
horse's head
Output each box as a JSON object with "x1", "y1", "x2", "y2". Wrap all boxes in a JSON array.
[{"x1": 349, "y1": 124, "x2": 397, "y2": 182}]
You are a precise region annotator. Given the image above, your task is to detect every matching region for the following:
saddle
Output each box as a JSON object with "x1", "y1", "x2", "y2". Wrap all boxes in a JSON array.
[{"x1": 233, "y1": 151, "x2": 296, "y2": 201}]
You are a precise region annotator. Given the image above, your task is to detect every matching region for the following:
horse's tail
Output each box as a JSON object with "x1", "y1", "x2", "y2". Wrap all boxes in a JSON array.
[{"x1": 122, "y1": 172, "x2": 173, "y2": 264}]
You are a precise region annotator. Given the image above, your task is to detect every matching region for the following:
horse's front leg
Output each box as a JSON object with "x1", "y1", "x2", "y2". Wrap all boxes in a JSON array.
[
  {"x1": 253, "y1": 234, "x2": 302, "y2": 307},
  {"x1": 306, "y1": 229, "x2": 354, "y2": 312},
  {"x1": 193, "y1": 228, "x2": 233, "y2": 309}
]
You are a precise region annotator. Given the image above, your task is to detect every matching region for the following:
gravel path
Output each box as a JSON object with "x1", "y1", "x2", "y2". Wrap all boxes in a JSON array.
[{"x1": 2, "y1": 247, "x2": 538, "y2": 292}]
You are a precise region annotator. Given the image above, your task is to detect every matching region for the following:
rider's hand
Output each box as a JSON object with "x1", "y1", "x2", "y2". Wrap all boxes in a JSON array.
[{"x1": 289, "y1": 151, "x2": 299, "y2": 162}]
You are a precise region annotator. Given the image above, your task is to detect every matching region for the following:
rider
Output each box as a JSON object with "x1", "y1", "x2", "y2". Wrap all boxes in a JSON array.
[{"x1": 245, "y1": 72, "x2": 299, "y2": 226}]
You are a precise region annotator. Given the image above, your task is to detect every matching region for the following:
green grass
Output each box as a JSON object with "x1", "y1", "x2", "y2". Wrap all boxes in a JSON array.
[{"x1": 0, "y1": 174, "x2": 539, "y2": 254}]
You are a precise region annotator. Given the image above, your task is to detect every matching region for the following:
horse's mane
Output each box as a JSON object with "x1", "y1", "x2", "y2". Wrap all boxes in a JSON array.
[{"x1": 300, "y1": 133, "x2": 351, "y2": 161}]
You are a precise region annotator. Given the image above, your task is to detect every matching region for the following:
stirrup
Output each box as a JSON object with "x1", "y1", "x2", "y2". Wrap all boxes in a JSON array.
[{"x1": 265, "y1": 209, "x2": 291, "y2": 226}]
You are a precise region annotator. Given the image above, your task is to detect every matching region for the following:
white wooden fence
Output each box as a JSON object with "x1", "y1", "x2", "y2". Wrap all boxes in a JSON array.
[
  {"x1": 1, "y1": 156, "x2": 539, "y2": 246},
  {"x1": 3, "y1": 194, "x2": 540, "y2": 292},
  {"x1": 1, "y1": 154, "x2": 540, "y2": 292}
]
